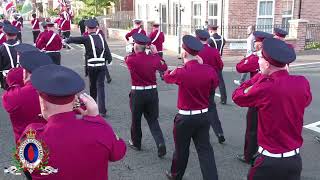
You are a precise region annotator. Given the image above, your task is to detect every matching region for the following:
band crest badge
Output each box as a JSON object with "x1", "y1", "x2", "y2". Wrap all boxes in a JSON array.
[{"x1": 4, "y1": 129, "x2": 58, "y2": 176}]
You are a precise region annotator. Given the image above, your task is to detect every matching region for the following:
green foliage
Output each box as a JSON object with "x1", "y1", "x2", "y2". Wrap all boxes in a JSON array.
[
  {"x1": 79, "y1": 0, "x2": 115, "y2": 15},
  {"x1": 305, "y1": 42, "x2": 320, "y2": 50},
  {"x1": 47, "y1": 8, "x2": 60, "y2": 17},
  {"x1": 16, "y1": 4, "x2": 23, "y2": 12}
]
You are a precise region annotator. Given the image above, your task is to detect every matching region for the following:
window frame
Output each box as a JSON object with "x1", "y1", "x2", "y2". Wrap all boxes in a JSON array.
[
  {"x1": 192, "y1": 2, "x2": 202, "y2": 28},
  {"x1": 208, "y1": 0, "x2": 220, "y2": 26},
  {"x1": 256, "y1": 0, "x2": 275, "y2": 32}
]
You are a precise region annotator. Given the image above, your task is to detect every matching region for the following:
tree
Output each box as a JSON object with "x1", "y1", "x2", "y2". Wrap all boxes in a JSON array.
[{"x1": 79, "y1": 0, "x2": 115, "y2": 15}]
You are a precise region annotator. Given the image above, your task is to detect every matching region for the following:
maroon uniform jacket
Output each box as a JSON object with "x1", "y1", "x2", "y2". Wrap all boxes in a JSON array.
[
  {"x1": 232, "y1": 71, "x2": 312, "y2": 153},
  {"x1": 149, "y1": 30, "x2": 165, "y2": 51},
  {"x1": 36, "y1": 30, "x2": 62, "y2": 51},
  {"x1": 125, "y1": 27, "x2": 146, "y2": 41},
  {"x1": 12, "y1": 20, "x2": 22, "y2": 31},
  {"x1": 125, "y1": 52, "x2": 167, "y2": 86},
  {"x1": 164, "y1": 60, "x2": 219, "y2": 110},
  {"x1": 2, "y1": 68, "x2": 46, "y2": 143},
  {"x1": 21, "y1": 111, "x2": 126, "y2": 180},
  {"x1": 236, "y1": 54, "x2": 260, "y2": 78},
  {"x1": 31, "y1": 18, "x2": 40, "y2": 31},
  {"x1": 198, "y1": 44, "x2": 223, "y2": 71},
  {"x1": 59, "y1": 11, "x2": 71, "y2": 32}
]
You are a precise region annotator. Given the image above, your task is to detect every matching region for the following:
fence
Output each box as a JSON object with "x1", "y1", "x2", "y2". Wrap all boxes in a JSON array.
[{"x1": 306, "y1": 24, "x2": 320, "y2": 47}]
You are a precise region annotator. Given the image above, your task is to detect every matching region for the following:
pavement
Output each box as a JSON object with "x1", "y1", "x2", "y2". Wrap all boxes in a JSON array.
[{"x1": 0, "y1": 25, "x2": 320, "y2": 180}]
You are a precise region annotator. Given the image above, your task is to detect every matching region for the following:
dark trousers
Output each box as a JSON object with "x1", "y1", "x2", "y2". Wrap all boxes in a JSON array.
[
  {"x1": 217, "y1": 70, "x2": 227, "y2": 103},
  {"x1": 32, "y1": 31, "x2": 40, "y2": 43},
  {"x1": 208, "y1": 91, "x2": 224, "y2": 137},
  {"x1": 170, "y1": 113, "x2": 218, "y2": 180},
  {"x1": 88, "y1": 68, "x2": 106, "y2": 114},
  {"x1": 46, "y1": 52, "x2": 61, "y2": 65},
  {"x1": 129, "y1": 89, "x2": 165, "y2": 148},
  {"x1": 244, "y1": 107, "x2": 258, "y2": 163},
  {"x1": 248, "y1": 154, "x2": 302, "y2": 180},
  {"x1": 0, "y1": 75, "x2": 8, "y2": 90},
  {"x1": 62, "y1": 31, "x2": 71, "y2": 39},
  {"x1": 17, "y1": 32, "x2": 22, "y2": 42}
]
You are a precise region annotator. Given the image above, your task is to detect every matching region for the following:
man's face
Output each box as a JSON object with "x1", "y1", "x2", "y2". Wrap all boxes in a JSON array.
[{"x1": 258, "y1": 52, "x2": 270, "y2": 75}]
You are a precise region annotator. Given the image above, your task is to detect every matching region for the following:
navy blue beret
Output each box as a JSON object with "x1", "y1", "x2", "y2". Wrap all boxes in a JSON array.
[
  {"x1": 19, "y1": 51, "x2": 53, "y2": 72},
  {"x1": 84, "y1": 19, "x2": 98, "y2": 28},
  {"x1": 132, "y1": 33, "x2": 150, "y2": 45},
  {"x1": 182, "y1": 35, "x2": 203, "y2": 56},
  {"x1": 274, "y1": 28, "x2": 288, "y2": 38},
  {"x1": 3, "y1": 24, "x2": 19, "y2": 34},
  {"x1": 15, "y1": 43, "x2": 39, "y2": 54},
  {"x1": 31, "y1": 64, "x2": 85, "y2": 97},
  {"x1": 262, "y1": 38, "x2": 296, "y2": 67},
  {"x1": 195, "y1": 29, "x2": 210, "y2": 41},
  {"x1": 253, "y1": 31, "x2": 273, "y2": 42}
]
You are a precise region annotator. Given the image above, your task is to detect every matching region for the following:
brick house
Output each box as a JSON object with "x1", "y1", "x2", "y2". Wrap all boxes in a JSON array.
[
  {"x1": 115, "y1": 0, "x2": 134, "y2": 11},
  {"x1": 132, "y1": 0, "x2": 320, "y2": 54}
]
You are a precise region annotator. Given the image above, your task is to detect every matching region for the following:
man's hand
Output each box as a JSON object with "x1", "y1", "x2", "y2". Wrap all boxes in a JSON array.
[
  {"x1": 76, "y1": 93, "x2": 99, "y2": 116},
  {"x1": 149, "y1": 44, "x2": 158, "y2": 54}
]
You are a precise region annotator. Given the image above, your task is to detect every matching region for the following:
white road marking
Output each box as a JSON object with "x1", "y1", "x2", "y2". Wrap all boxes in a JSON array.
[
  {"x1": 75, "y1": 44, "x2": 83, "y2": 49},
  {"x1": 304, "y1": 121, "x2": 320, "y2": 133},
  {"x1": 290, "y1": 62, "x2": 320, "y2": 67},
  {"x1": 215, "y1": 93, "x2": 221, "y2": 97},
  {"x1": 111, "y1": 53, "x2": 125, "y2": 61},
  {"x1": 119, "y1": 63, "x2": 127, "y2": 68}
]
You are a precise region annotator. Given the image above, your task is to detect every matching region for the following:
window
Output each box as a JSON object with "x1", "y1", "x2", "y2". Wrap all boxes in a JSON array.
[
  {"x1": 256, "y1": 0, "x2": 274, "y2": 33},
  {"x1": 282, "y1": 0, "x2": 294, "y2": 31},
  {"x1": 208, "y1": 1, "x2": 219, "y2": 26},
  {"x1": 161, "y1": 4, "x2": 167, "y2": 34},
  {"x1": 137, "y1": 4, "x2": 142, "y2": 19},
  {"x1": 192, "y1": 2, "x2": 202, "y2": 30}
]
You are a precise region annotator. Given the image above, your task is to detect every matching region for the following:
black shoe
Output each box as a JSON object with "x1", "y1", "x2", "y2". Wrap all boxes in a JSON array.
[
  {"x1": 158, "y1": 144, "x2": 166, "y2": 158},
  {"x1": 237, "y1": 154, "x2": 249, "y2": 164},
  {"x1": 220, "y1": 100, "x2": 227, "y2": 105},
  {"x1": 128, "y1": 140, "x2": 141, "y2": 151},
  {"x1": 107, "y1": 78, "x2": 112, "y2": 84},
  {"x1": 218, "y1": 135, "x2": 225, "y2": 144},
  {"x1": 165, "y1": 170, "x2": 175, "y2": 180}
]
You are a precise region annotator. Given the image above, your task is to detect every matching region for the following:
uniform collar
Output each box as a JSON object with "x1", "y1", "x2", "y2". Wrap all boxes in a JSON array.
[
  {"x1": 6, "y1": 39, "x2": 17, "y2": 44},
  {"x1": 136, "y1": 51, "x2": 147, "y2": 55},
  {"x1": 270, "y1": 70, "x2": 289, "y2": 78},
  {"x1": 185, "y1": 60, "x2": 199, "y2": 66},
  {"x1": 47, "y1": 111, "x2": 76, "y2": 124}
]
